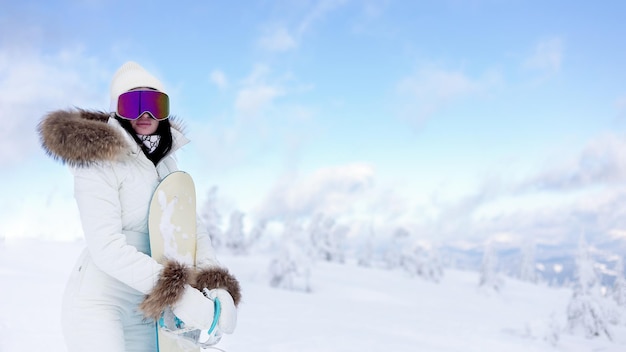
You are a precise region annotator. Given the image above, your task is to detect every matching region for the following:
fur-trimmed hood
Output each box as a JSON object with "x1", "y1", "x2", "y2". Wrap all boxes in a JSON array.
[{"x1": 37, "y1": 109, "x2": 188, "y2": 167}]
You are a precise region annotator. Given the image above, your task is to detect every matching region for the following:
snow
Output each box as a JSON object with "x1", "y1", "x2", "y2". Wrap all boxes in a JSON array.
[{"x1": 1, "y1": 239, "x2": 626, "y2": 352}]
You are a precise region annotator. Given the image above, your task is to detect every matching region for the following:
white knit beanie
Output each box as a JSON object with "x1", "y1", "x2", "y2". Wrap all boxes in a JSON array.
[{"x1": 109, "y1": 61, "x2": 166, "y2": 112}]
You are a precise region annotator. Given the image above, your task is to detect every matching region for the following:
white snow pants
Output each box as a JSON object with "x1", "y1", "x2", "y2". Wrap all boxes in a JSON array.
[{"x1": 62, "y1": 239, "x2": 156, "y2": 352}]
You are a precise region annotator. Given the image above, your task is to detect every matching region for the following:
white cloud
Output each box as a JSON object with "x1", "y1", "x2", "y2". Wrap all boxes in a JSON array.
[
  {"x1": 396, "y1": 65, "x2": 502, "y2": 125},
  {"x1": 257, "y1": 0, "x2": 349, "y2": 53},
  {"x1": 416, "y1": 131, "x2": 626, "y2": 243},
  {"x1": 256, "y1": 163, "x2": 376, "y2": 220},
  {"x1": 609, "y1": 229, "x2": 626, "y2": 240},
  {"x1": 400, "y1": 68, "x2": 479, "y2": 100},
  {"x1": 522, "y1": 133, "x2": 626, "y2": 191},
  {"x1": 361, "y1": 0, "x2": 388, "y2": 18},
  {"x1": 235, "y1": 85, "x2": 284, "y2": 117},
  {"x1": 0, "y1": 46, "x2": 108, "y2": 166},
  {"x1": 524, "y1": 37, "x2": 564, "y2": 74},
  {"x1": 296, "y1": 0, "x2": 348, "y2": 35},
  {"x1": 258, "y1": 26, "x2": 297, "y2": 52},
  {"x1": 349, "y1": 0, "x2": 390, "y2": 35},
  {"x1": 0, "y1": 41, "x2": 110, "y2": 240},
  {"x1": 234, "y1": 65, "x2": 285, "y2": 117},
  {"x1": 210, "y1": 69, "x2": 228, "y2": 90},
  {"x1": 191, "y1": 64, "x2": 317, "y2": 177}
]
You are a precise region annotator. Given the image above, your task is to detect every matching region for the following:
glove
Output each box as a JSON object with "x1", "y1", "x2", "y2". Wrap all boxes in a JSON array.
[
  {"x1": 204, "y1": 288, "x2": 238, "y2": 334},
  {"x1": 172, "y1": 285, "x2": 216, "y2": 330}
]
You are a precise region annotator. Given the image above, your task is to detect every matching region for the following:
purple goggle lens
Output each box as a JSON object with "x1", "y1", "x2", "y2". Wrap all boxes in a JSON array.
[{"x1": 116, "y1": 90, "x2": 170, "y2": 121}]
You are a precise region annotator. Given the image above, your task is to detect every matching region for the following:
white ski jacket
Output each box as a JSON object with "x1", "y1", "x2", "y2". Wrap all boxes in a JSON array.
[
  {"x1": 69, "y1": 117, "x2": 216, "y2": 294},
  {"x1": 38, "y1": 109, "x2": 241, "y2": 311}
]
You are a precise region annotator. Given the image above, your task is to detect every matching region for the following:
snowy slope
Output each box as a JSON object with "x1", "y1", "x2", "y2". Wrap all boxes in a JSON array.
[{"x1": 1, "y1": 239, "x2": 625, "y2": 352}]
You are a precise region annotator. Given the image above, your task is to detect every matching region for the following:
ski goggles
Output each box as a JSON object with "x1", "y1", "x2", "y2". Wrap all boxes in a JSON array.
[{"x1": 116, "y1": 90, "x2": 170, "y2": 120}]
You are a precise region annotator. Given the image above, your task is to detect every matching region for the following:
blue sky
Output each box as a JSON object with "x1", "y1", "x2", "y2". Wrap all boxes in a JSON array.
[{"x1": 1, "y1": 0, "x2": 626, "y2": 246}]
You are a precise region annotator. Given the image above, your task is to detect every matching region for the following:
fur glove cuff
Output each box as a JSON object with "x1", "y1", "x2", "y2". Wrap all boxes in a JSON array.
[
  {"x1": 192, "y1": 267, "x2": 242, "y2": 307},
  {"x1": 140, "y1": 260, "x2": 191, "y2": 320}
]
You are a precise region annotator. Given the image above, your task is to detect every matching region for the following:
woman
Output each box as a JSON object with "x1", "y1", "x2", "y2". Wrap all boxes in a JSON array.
[{"x1": 38, "y1": 61, "x2": 241, "y2": 352}]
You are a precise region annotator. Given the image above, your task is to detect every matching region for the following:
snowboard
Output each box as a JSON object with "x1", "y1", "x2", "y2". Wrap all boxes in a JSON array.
[{"x1": 148, "y1": 171, "x2": 200, "y2": 352}]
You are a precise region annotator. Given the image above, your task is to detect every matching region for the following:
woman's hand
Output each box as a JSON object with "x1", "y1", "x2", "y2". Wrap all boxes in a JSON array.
[
  {"x1": 204, "y1": 288, "x2": 237, "y2": 334},
  {"x1": 172, "y1": 285, "x2": 216, "y2": 330}
]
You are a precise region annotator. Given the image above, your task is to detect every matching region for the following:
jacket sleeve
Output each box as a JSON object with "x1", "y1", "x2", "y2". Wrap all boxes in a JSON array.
[
  {"x1": 195, "y1": 216, "x2": 220, "y2": 269},
  {"x1": 193, "y1": 215, "x2": 242, "y2": 306},
  {"x1": 72, "y1": 163, "x2": 162, "y2": 295}
]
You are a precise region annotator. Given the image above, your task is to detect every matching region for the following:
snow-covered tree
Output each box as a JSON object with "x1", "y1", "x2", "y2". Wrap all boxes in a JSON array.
[
  {"x1": 524, "y1": 313, "x2": 561, "y2": 347},
  {"x1": 604, "y1": 256, "x2": 626, "y2": 326},
  {"x1": 567, "y1": 295, "x2": 613, "y2": 340},
  {"x1": 308, "y1": 213, "x2": 347, "y2": 263},
  {"x1": 357, "y1": 224, "x2": 376, "y2": 268},
  {"x1": 225, "y1": 210, "x2": 247, "y2": 255},
  {"x1": 545, "y1": 313, "x2": 561, "y2": 347},
  {"x1": 328, "y1": 223, "x2": 349, "y2": 263},
  {"x1": 566, "y1": 234, "x2": 612, "y2": 340},
  {"x1": 200, "y1": 186, "x2": 223, "y2": 249},
  {"x1": 308, "y1": 213, "x2": 327, "y2": 259},
  {"x1": 401, "y1": 242, "x2": 444, "y2": 283},
  {"x1": 611, "y1": 257, "x2": 626, "y2": 307},
  {"x1": 520, "y1": 237, "x2": 537, "y2": 283},
  {"x1": 269, "y1": 221, "x2": 313, "y2": 292},
  {"x1": 479, "y1": 241, "x2": 503, "y2": 291},
  {"x1": 572, "y1": 235, "x2": 599, "y2": 295},
  {"x1": 384, "y1": 227, "x2": 411, "y2": 269},
  {"x1": 247, "y1": 218, "x2": 267, "y2": 251}
]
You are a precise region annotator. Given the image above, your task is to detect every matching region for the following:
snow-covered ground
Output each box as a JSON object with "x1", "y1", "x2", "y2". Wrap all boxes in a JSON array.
[{"x1": 1, "y1": 239, "x2": 625, "y2": 352}]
